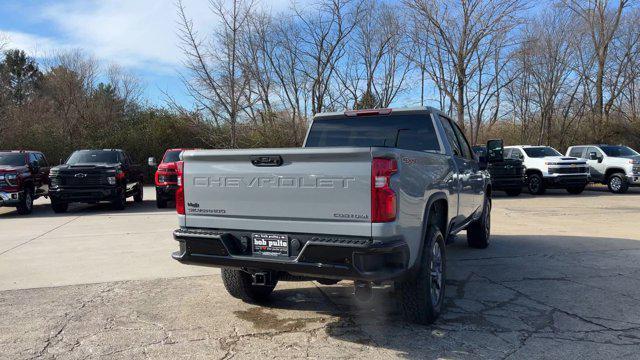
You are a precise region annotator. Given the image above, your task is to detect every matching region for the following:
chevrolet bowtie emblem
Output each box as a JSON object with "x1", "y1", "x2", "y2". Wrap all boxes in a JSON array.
[{"x1": 75, "y1": 173, "x2": 87, "y2": 178}]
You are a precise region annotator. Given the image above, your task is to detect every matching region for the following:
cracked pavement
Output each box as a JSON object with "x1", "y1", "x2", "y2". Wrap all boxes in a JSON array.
[{"x1": 1, "y1": 186, "x2": 640, "y2": 359}]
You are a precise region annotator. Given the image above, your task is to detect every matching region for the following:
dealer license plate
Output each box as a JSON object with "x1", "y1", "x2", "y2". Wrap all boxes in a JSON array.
[{"x1": 252, "y1": 233, "x2": 289, "y2": 257}]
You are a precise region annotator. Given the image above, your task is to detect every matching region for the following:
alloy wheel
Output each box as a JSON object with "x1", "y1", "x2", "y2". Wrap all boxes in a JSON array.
[{"x1": 430, "y1": 241, "x2": 443, "y2": 306}]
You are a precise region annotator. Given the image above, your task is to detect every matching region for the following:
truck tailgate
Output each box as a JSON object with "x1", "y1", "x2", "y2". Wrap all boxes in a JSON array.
[{"x1": 182, "y1": 147, "x2": 373, "y2": 237}]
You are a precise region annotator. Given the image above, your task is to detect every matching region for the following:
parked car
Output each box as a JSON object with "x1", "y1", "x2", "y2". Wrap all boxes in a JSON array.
[
  {"x1": 48, "y1": 149, "x2": 144, "y2": 212},
  {"x1": 566, "y1": 144, "x2": 640, "y2": 193},
  {"x1": 473, "y1": 140, "x2": 524, "y2": 196},
  {"x1": 504, "y1": 145, "x2": 589, "y2": 195},
  {"x1": 0, "y1": 150, "x2": 49, "y2": 215},
  {"x1": 148, "y1": 149, "x2": 187, "y2": 208},
  {"x1": 171, "y1": 107, "x2": 492, "y2": 325}
]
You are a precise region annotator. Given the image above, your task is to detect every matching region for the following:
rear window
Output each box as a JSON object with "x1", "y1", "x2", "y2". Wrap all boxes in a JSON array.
[
  {"x1": 66, "y1": 150, "x2": 119, "y2": 164},
  {"x1": 305, "y1": 114, "x2": 441, "y2": 152},
  {"x1": 163, "y1": 150, "x2": 182, "y2": 163},
  {"x1": 0, "y1": 153, "x2": 26, "y2": 166}
]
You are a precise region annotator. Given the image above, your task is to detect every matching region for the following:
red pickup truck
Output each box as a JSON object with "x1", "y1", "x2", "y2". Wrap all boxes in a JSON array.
[
  {"x1": 149, "y1": 149, "x2": 187, "y2": 208},
  {"x1": 0, "y1": 150, "x2": 50, "y2": 215}
]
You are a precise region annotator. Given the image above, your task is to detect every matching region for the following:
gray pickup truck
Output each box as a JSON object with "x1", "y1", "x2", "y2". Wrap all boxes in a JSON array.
[{"x1": 172, "y1": 107, "x2": 492, "y2": 324}]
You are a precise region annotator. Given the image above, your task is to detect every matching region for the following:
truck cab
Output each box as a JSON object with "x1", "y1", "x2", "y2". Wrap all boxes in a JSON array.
[
  {"x1": 566, "y1": 144, "x2": 640, "y2": 193},
  {"x1": 504, "y1": 145, "x2": 589, "y2": 195},
  {"x1": 171, "y1": 107, "x2": 491, "y2": 324},
  {"x1": 148, "y1": 149, "x2": 187, "y2": 208},
  {"x1": 473, "y1": 140, "x2": 524, "y2": 196},
  {"x1": 0, "y1": 150, "x2": 49, "y2": 215}
]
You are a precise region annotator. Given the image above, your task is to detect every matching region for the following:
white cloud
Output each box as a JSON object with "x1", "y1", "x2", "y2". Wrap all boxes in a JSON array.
[
  {"x1": 2, "y1": 31, "x2": 68, "y2": 58},
  {"x1": 28, "y1": 0, "x2": 293, "y2": 73}
]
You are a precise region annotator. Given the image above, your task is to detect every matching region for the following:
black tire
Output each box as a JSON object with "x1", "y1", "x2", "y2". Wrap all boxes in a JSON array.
[
  {"x1": 505, "y1": 188, "x2": 522, "y2": 197},
  {"x1": 221, "y1": 268, "x2": 277, "y2": 303},
  {"x1": 16, "y1": 189, "x2": 34, "y2": 215},
  {"x1": 134, "y1": 183, "x2": 143, "y2": 203},
  {"x1": 527, "y1": 173, "x2": 546, "y2": 195},
  {"x1": 51, "y1": 199, "x2": 68, "y2": 213},
  {"x1": 156, "y1": 196, "x2": 168, "y2": 209},
  {"x1": 566, "y1": 185, "x2": 586, "y2": 195},
  {"x1": 111, "y1": 189, "x2": 126, "y2": 210},
  {"x1": 467, "y1": 196, "x2": 491, "y2": 249},
  {"x1": 396, "y1": 226, "x2": 446, "y2": 325},
  {"x1": 607, "y1": 173, "x2": 629, "y2": 194}
]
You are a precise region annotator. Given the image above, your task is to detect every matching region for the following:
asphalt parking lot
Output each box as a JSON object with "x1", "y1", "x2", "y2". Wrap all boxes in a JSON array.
[{"x1": 1, "y1": 186, "x2": 640, "y2": 359}]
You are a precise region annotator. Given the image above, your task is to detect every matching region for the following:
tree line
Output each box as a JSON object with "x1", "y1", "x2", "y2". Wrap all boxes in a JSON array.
[{"x1": 1, "y1": 0, "x2": 639, "y2": 170}]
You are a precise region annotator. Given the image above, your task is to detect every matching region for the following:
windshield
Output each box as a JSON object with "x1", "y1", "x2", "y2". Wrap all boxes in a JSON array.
[
  {"x1": 305, "y1": 114, "x2": 440, "y2": 152},
  {"x1": 523, "y1": 147, "x2": 562, "y2": 158},
  {"x1": 599, "y1": 145, "x2": 639, "y2": 157},
  {"x1": 163, "y1": 150, "x2": 182, "y2": 163},
  {"x1": 66, "y1": 150, "x2": 119, "y2": 164},
  {"x1": 0, "y1": 153, "x2": 26, "y2": 166}
]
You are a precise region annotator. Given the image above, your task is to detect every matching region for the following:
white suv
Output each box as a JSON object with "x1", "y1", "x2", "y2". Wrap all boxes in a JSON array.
[
  {"x1": 504, "y1": 146, "x2": 589, "y2": 195},
  {"x1": 566, "y1": 144, "x2": 640, "y2": 193}
]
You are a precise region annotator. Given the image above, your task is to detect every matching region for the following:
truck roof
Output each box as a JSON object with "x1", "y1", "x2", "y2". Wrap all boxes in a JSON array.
[{"x1": 313, "y1": 106, "x2": 440, "y2": 119}]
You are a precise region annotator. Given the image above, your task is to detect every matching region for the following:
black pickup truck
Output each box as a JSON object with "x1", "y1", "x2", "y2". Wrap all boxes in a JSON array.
[
  {"x1": 48, "y1": 149, "x2": 144, "y2": 212},
  {"x1": 473, "y1": 140, "x2": 525, "y2": 196}
]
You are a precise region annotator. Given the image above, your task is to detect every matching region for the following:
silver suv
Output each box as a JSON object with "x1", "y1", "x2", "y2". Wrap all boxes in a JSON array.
[{"x1": 566, "y1": 144, "x2": 640, "y2": 193}]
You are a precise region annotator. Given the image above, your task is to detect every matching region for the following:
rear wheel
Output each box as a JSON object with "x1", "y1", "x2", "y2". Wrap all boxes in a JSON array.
[
  {"x1": 221, "y1": 269, "x2": 277, "y2": 303},
  {"x1": 16, "y1": 189, "x2": 34, "y2": 215},
  {"x1": 527, "y1": 173, "x2": 545, "y2": 195},
  {"x1": 134, "y1": 183, "x2": 143, "y2": 202},
  {"x1": 51, "y1": 199, "x2": 68, "y2": 213},
  {"x1": 467, "y1": 196, "x2": 491, "y2": 249},
  {"x1": 111, "y1": 189, "x2": 126, "y2": 210},
  {"x1": 566, "y1": 185, "x2": 586, "y2": 194},
  {"x1": 607, "y1": 173, "x2": 629, "y2": 194},
  {"x1": 505, "y1": 188, "x2": 522, "y2": 197},
  {"x1": 396, "y1": 226, "x2": 446, "y2": 325}
]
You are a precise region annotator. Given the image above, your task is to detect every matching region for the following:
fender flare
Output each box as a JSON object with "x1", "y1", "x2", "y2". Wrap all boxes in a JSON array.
[{"x1": 408, "y1": 191, "x2": 449, "y2": 275}]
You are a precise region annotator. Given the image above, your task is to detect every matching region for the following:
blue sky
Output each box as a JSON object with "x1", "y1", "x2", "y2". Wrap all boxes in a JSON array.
[{"x1": 0, "y1": 0, "x2": 292, "y2": 107}]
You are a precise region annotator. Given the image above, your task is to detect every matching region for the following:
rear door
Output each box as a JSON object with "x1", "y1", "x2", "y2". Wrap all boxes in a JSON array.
[
  {"x1": 447, "y1": 118, "x2": 484, "y2": 217},
  {"x1": 183, "y1": 148, "x2": 373, "y2": 237}
]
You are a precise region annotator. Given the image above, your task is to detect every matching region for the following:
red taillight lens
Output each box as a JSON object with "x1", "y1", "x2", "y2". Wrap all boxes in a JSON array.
[
  {"x1": 175, "y1": 161, "x2": 185, "y2": 215},
  {"x1": 371, "y1": 158, "x2": 397, "y2": 223}
]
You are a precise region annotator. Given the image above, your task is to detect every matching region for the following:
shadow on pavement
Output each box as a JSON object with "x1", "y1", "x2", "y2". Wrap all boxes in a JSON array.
[{"x1": 251, "y1": 234, "x2": 640, "y2": 359}]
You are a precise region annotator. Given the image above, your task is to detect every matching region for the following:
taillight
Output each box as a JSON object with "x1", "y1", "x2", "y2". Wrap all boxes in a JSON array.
[
  {"x1": 371, "y1": 158, "x2": 397, "y2": 222},
  {"x1": 175, "y1": 161, "x2": 185, "y2": 215}
]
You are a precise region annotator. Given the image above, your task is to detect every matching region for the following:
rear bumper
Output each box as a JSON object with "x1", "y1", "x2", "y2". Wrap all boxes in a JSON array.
[
  {"x1": 0, "y1": 191, "x2": 21, "y2": 206},
  {"x1": 543, "y1": 175, "x2": 588, "y2": 188},
  {"x1": 172, "y1": 228, "x2": 409, "y2": 282},
  {"x1": 49, "y1": 186, "x2": 120, "y2": 203}
]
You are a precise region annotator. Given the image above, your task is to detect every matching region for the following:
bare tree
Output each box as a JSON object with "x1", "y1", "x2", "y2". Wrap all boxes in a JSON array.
[
  {"x1": 177, "y1": 0, "x2": 256, "y2": 147},
  {"x1": 403, "y1": 0, "x2": 527, "y2": 130},
  {"x1": 294, "y1": 0, "x2": 363, "y2": 114},
  {"x1": 562, "y1": 0, "x2": 631, "y2": 140}
]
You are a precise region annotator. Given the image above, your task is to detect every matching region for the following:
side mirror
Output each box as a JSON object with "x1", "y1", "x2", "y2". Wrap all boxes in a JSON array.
[
  {"x1": 148, "y1": 157, "x2": 157, "y2": 167},
  {"x1": 589, "y1": 152, "x2": 598, "y2": 160},
  {"x1": 486, "y1": 139, "x2": 504, "y2": 163}
]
